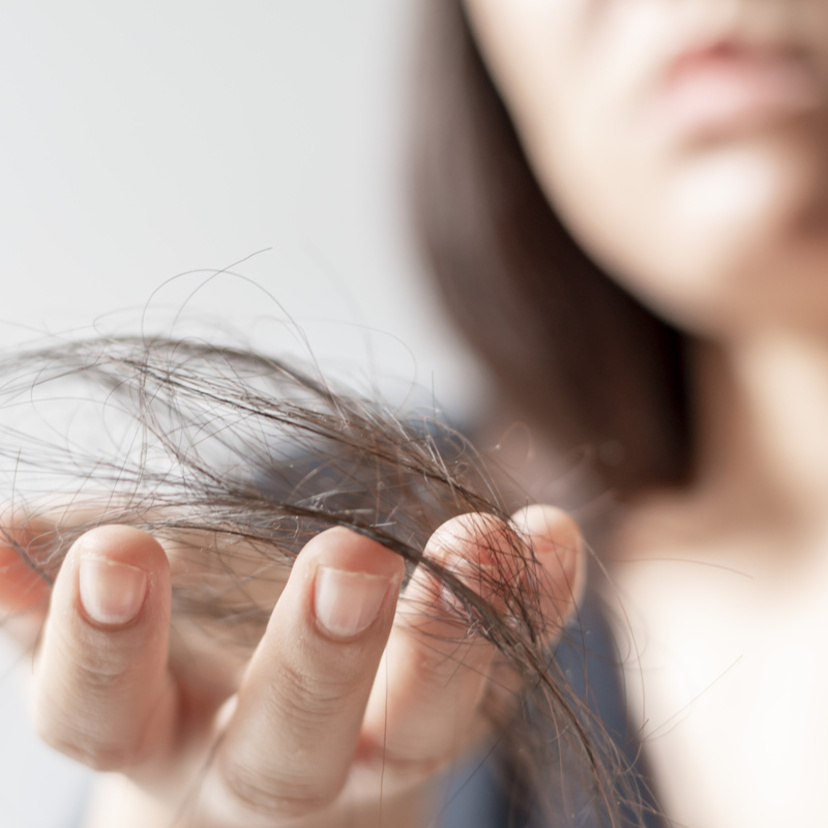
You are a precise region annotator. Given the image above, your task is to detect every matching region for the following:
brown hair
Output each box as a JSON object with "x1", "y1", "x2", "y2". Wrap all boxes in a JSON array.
[
  {"x1": 1, "y1": 334, "x2": 649, "y2": 827},
  {"x1": 410, "y1": 0, "x2": 694, "y2": 495}
]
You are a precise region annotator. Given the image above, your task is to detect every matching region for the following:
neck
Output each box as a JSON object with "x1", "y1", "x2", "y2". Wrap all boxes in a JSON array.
[{"x1": 686, "y1": 330, "x2": 828, "y2": 544}]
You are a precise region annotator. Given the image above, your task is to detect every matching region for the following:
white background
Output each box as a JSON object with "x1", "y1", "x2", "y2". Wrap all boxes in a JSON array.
[{"x1": 0, "y1": 3, "x2": 483, "y2": 826}]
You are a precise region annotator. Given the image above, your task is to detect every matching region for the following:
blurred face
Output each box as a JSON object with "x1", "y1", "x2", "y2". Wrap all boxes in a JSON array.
[{"x1": 463, "y1": 0, "x2": 828, "y2": 338}]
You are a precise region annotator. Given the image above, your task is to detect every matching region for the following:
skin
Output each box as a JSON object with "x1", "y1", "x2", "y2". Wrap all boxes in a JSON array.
[
  {"x1": 11, "y1": 1, "x2": 828, "y2": 826},
  {"x1": 463, "y1": 0, "x2": 828, "y2": 826},
  {"x1": 0, "y1": 508, "x2": 583, "y2": 828},
  {"x1": 465, "y1": 0, "x2": 828, "y2": 336}
]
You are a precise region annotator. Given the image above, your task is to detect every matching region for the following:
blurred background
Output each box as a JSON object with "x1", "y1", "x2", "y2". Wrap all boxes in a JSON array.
[{"x1": 0, "y1": 3, "x2": 483, "y2": 825}]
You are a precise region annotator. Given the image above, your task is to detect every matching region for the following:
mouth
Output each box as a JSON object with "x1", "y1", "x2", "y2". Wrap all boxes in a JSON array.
[{"x1": 647, "y1": 41, "x2": 822, "y2": 143}]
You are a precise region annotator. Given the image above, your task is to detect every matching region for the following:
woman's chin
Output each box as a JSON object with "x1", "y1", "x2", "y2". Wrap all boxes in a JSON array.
[
  {"x1": 604, "y1": 196, "x2": 828, "y2": 340},
  {"x1": 668, "y1": 125, "x2": 828, "y2": 237},
  {"x1": 630, "y1": 228, "x2": 828, "y2": 339}
]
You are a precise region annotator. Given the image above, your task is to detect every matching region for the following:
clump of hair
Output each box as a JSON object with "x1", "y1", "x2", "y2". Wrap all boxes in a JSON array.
[{"x1": 0, "y1": 333, "x2": 648, "y2": 827}]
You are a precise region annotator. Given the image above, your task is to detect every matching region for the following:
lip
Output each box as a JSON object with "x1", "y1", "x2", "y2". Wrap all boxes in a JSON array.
[{"x1": 647, "y1": 42, "x2": 822, "y2": 142}]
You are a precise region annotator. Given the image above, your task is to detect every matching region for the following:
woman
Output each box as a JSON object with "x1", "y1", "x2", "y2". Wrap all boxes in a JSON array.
[
  {"x1": 5, "y1": 0, "x2": 828, "y2": 826},
  {"x1": 416, "y1": 2, "x2": 828, "y2": 827}
]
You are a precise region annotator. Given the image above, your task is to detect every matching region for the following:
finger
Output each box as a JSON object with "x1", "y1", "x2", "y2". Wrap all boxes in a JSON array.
[
  {"x1": 479, "y1": 504, "x2": 585, "y2": 721},
  {"x1": 361, "y1": 506, "x2": 584, "y2": 767},
  {"x1": 360, "y1": 513, "x2": 503, "y2": 769},
  {"x1": 34, "y1": 525, "x2": 178, "y2": 771},
  {"x1": 0, "y1": 513, "x2": 56, "y2": 643},
  {"x1": 203, "y1": 527, "x2": 404, "y2": 826},
  {"x1": 510, "y1": 503, "x2": 585, "y2": 631}
]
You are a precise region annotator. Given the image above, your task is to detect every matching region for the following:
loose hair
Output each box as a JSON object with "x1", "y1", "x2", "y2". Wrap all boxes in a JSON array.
[
  {"x1": 410, "y1": 0, "x2": 694, "y2": 495},
  {"x1": 0, "y1": 333, "x2": 653, "y2": 826}
]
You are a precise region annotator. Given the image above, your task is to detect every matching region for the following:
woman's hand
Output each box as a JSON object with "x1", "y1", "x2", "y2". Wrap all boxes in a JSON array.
[{"x1": 0, "y1": 506, "x2": 583, "y2": 828}]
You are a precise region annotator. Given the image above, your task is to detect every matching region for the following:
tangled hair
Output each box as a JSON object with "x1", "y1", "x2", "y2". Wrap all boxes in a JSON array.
[{"x1": 0, "y1": 334, "x2": 654, "y2": 826}]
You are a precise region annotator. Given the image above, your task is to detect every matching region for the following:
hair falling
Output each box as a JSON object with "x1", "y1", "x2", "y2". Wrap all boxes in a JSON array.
[{"x1": 0, "y1": 334, "x2": 647, "y2": 827}]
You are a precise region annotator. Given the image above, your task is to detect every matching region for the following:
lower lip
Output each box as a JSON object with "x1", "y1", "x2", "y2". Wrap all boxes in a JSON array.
[{"x1": 649, "y1": 51, "x2": 822, "y2": 141}]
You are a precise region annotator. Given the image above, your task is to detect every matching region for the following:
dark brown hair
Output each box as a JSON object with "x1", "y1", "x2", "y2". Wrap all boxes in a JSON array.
[
  {"x1": 410, "y1": 0, "x2": 694, "y2": 495},
  {"x1": 0, "y1": 334, "x2": 649, "y2": 827}
]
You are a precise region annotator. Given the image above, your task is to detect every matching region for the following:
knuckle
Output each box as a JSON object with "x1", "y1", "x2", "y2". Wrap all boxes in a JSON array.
[
  {"x1": 221, "y1": 761, "x2": 337, "y2": 821},
  {"x1": 73, "y1": 650, "x2": 131, "y2": 688},
  {"x1": 270, "y1": 658, "x2": 360, "y2": 721},
  {"x1": 38, "y1": 725, "x2": 140, "y2": 771},
  {"x1": 417, "y1": 634, "x2": 488, "y2": 680},
  {"x1": 51, "y1": 624, "x2": 138, "y2": 690},
  {"x1": 34, "y1": 689, "x2": 148, "y2": 772},
  {"x1": 75, "y1": 744, "x2": 140, "y2": 772}
]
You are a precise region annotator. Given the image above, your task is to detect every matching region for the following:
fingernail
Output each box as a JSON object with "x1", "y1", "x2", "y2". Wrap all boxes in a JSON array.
[
  {"x1": 314, "y1": 567, "x2": 395, "y2": 639},
  {"x1": 78, "y1": 557, "x2": 148, "y2": 626}
]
